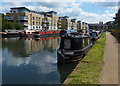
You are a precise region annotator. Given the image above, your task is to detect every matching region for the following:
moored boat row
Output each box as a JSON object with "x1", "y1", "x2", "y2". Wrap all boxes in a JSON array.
[
  {"x1": 57, "y1": 29, "x2": 103, "y2": 63},
  {"x1": 2, "y1": 30, "x2": 60, "y2": 38}
]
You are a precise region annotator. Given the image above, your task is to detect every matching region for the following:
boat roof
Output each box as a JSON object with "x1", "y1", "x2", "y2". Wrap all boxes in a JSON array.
[
  {"x1": 60, "y1": 30, "x2": 77, "y2": 33},
  {"x1": 61, "y1": 35, "x2": 90, "y2": 38}
]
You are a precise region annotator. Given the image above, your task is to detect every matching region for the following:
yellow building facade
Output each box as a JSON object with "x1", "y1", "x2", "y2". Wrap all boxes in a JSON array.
[
  {"x1": 6, "y1": 7, "x2": 59, "y2": 30},
  {"x1": 6, "y1": 7, "x2": 89, "y2": 32}
]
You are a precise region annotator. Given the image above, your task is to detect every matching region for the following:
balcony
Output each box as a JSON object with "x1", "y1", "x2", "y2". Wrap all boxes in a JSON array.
[
  {"x1": 42, "y1": 24, "x2": 47, "y2": 27},
  {"x1": 46, "y1": 20, "x2": 51, "y2": 23},
  {"x1": 19, "y1": 16, "x2": 28, "y2": 20},
  {"x1": 6, "y1": 16, "x2": 13, "y2": 20},
  {"x1": 36, "y1": 19, "x2": 41, "y2": 21},
  {"x1": 36, "y1": 23, "x2": 40, "y2": 26},
  {"x1": 36, "y1": 18, "x2": 41, "y2": 21},
  {"x1": 58, "y1": 26, "x2": 61, "y2": 27},
  {"x1": 21, "y1": 22, "x2": 28, "y2": 26},
  {"x1": 58, "y1": 22, "x2": 61, "y2": 24},
  {"x1": 42, "y1": 20, "x2": 47, "y2": 23}
]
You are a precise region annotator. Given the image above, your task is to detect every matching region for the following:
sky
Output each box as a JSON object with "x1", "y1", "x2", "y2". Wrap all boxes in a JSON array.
[{"x1": 0, "y1": 0, "x2": 119, "y2": 23}]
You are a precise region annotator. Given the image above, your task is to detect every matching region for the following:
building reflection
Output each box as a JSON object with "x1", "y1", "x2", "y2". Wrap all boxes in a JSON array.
[
  {"x1": 2, "y1": 36, "x2": 60, "y2": 57},
  {"x1": 24, "y1": 37, "x2": 60, "y2": 54}
]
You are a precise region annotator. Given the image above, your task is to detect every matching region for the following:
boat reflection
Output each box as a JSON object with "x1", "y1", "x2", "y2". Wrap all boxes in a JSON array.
[{"x1": 57, "y1": 61, "x2": 79, "y2": 83}]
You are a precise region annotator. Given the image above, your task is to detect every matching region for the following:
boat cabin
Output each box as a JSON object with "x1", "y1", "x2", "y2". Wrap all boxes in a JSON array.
[{"x1": 57, "y1": 35, "x2": 92, "y2": 63}]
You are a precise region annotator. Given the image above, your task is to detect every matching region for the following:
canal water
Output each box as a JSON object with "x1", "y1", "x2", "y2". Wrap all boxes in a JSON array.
[{"x1": 1, "y1": 36, "x2": 80, "y2": 85}]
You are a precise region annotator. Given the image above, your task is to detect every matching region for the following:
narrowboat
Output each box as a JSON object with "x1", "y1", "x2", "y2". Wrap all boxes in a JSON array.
[
  {"x1": 90, "y1": 30, "x2": 102, "y2": 40},
  {"x1": 57, "y1": 34, "x2": 92, "y2": 63},
  {"x1": 2, "y1": 30, "x2": 22, "y2": 37},
  {"x1": 19, "y1": 30, "x2": 35, "y2": 37},
  {"x1": 34, "y1": 30, "x2": 59, "y2": 37}
]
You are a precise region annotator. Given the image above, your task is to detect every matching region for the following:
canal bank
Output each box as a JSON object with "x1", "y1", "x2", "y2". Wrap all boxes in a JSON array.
[{"x1": 63, "y1": 32, "x2": 106, "y2": 84}]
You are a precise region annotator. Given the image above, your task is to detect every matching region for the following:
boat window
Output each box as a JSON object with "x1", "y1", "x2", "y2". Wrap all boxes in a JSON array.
[
  {"x1": 82, "y1": 39, "x2": 85, "y2": 48},
  {"x1": 84, "y1": 38, "x2": 88, "y2": 47},
  {"x1": 72, "y1": 38, "x2": 83, "y2": 50},
  {"x1": 88, "y1": 38, "x2": 90, "y2": 45},
  {"x1": 92, "y1": 33, "x2": 97, "y2": 37},
  {"x1": 64, "y1": 39, "x2": 71, "y2": 49}
]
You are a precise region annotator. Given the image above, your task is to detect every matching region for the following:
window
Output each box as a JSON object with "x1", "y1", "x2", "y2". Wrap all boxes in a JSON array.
[
  {"x1": 33, "y1": 16, "x2": 35, "y2": 20},
  {"x1": 33, "y1": 26, "x2": 35, "y2": 29},
  {"x1": 33, "y1": 21, "x2": 35, "y2": 25}
]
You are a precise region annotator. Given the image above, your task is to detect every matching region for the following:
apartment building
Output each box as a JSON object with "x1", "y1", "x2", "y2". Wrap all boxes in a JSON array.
[
  {"x1": 6, "y1": 7, "x2": 59, "y2": 30},
  {"x1": 77, "y1": 21, "x2": 82, "y2": 32},
  {"x1": 41, "y1": 12, "x2": 52, "y2": 30},
  {"x1": 59, "y1": 16, "x2": 89, "y2": 32},
  {"x1": 80, "y1": 22, "x2": 89, "y2": 33},
  {"x1": 71, "y1": 19, "x2": 77, "y2": 30},
  {"x1": 47, "y1": 11, "x2": 59, "y2": 30},
  {"x1": 58, "y1": 17, "x2": 61, "y2": 30},
  {"x1": 60, "y1": 16, "x2": 72, "y2": 30}
]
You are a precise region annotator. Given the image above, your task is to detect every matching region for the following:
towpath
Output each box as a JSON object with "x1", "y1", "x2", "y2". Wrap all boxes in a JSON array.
[{"x1": 99, "y1": 32, "x2": 118, "y2": 84}]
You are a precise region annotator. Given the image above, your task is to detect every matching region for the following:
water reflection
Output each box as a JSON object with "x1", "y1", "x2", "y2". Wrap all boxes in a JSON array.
[
  {"x1": 2, "y1": 36, "x2": 81, "y2": 85},
  {"x1": 2, "y1": 37, "x2": 61, "y2": 84}
]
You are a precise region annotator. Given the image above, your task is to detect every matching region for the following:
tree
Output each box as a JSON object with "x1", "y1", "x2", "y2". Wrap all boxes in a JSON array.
[
  {"x1": 14, "y1": 23, "x2": 23, "y2": 30},
  {"x1": 2, "y1": 14, "x2": 24, "y2": 31},
  {"x1": 8, "y1": 22, "x2": 15, "y2": 29}
]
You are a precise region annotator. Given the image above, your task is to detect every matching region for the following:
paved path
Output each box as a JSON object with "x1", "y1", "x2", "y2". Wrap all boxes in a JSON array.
[{"x1": 99, "y1": 32, "x2": 118, "y2": 84}]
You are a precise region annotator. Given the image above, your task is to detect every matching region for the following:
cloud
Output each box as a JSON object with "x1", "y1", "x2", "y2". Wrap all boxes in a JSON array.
[
  {"x1": 33, "y1": 2, "x2": 62, "y2": 8},
  {"x1": 95, "y1": 2, "x2": 118, "y2": 7},
  {"x1": 0, "y1": 1, "x2": 117, "y2": 23},
  {"x1": 80, "y1": 11, "x2": 115, "y2": 23},
  {"x1": 2, "y1": 0, "x2": 120, "y2": 2}
]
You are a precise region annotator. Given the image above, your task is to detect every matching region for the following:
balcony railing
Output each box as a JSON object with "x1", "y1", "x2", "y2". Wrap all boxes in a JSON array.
[
  {"x1": 36, "y1": 18, "x2": 41, "y2": 21},
  {"x1": 58, "y1": 22, "x2": 61, "y2": 24},
  {"x1": 19, "y1": 17, "x2": 28, "y2": 20},
  {"x1": 42, "y1": 20, "x2": 47, "y2": 22},
  {"x1": 6, "y1": 16, "x2": 13, "y2": 20},
  {"x1": 21, "y1": 22, "x2": 28, "y2": 26},
  {"x1": 58, "y1": 26, "x2": 61, "y2": 27},
  {"x1": 42, "y1": 24, "x2": 47, "y2": 27},
  {"x1": 36, "y1": 23, "x2": 40, "y2": 26},
  {"x1": 46, "y1": 20, "x2": 51, "y2": 23}
]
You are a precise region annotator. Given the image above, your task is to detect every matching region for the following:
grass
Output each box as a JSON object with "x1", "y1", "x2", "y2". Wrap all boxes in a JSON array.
[{"x1": 63, "y1": 33, "x2": 106, "y2": 84}]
